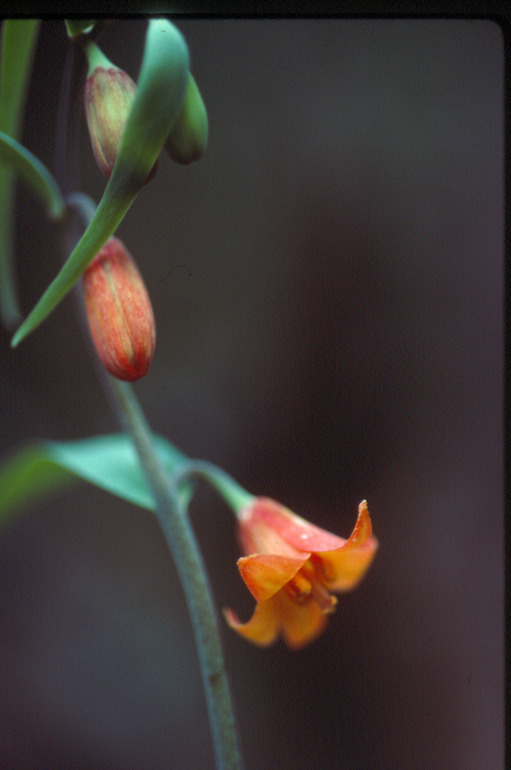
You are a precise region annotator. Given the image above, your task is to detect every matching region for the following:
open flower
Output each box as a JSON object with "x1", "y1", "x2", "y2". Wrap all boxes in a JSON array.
[{"x1": 223, "y1": 497, "x2": 378, "y2": 649}]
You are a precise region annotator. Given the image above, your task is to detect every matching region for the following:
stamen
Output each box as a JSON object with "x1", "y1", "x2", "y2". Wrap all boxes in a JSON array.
[
  {"x1": 310, "y1": 581, "x2": 337, "y2": 614},
  {"x1": 284, "y1": 571, "x2": 312, "y2": 604},
  {"x1": 284, "y1": 560, "x2": 337, "y2": 612}
]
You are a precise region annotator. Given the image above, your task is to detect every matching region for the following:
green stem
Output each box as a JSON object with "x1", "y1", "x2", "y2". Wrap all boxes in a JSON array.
[
  {"x1": 83, "y1": 40, "x2": 114, "y2": 74},
  {"x1": 52, "y1": 23, "x2": 243, "y2": 769},
  {"x1": 108, "y1": 380, "x2": 243, "y2": 770},
  {"x1": 170, "y1": 460, "x2": 254, "y2": 513},
  {"x1": 65, "y1": 192, "x2": 97, "y2": 227}
]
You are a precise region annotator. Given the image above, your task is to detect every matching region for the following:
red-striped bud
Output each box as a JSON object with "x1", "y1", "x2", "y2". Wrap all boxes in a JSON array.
[
  {"x1": 83, "y1": 53, "x2": 158, "y2": 182},
  {"x1": 82, "y1": 238, "x2": 156, "y2": 381}
]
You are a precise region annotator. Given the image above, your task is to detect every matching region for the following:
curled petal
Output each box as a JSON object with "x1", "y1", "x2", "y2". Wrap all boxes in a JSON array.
[
  {"x1": 344, "y1": 500, "x2": 373, "y2": 548},
  {"x1": 238, "y1": 553, "x2": 308, "y2": 602},
  {"x1": 224, "y1": 590, "x2": 331, "y2": 650},
  {"x1": 319, "y1": 503, "x2": 378, "y2": 591},
  {"x1": 318, "y1": 540, "x2": 378, "y2": 592},
  {"x1": 223, "y1": 597, "x2": 281, "y2": 647}
]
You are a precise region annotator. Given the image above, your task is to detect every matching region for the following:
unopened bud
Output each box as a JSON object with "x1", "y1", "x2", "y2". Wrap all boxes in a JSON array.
[
  {"x1": 82, "y1": 238, "x2": 156, "y2": 381},
  {"x1": 83, "y1": 44, "x2": 158, "y2": 182},
  {"x1": 165, "y1": 73, "x2": 208, "y2": 165}
]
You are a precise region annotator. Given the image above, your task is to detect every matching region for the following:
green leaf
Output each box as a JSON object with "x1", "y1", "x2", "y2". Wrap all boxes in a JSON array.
[
  {"x1": 0, "y1": 131, "x2": 65, "y2": 218},
  {"x1": 65, "y1": 20, "x2": 96, "y2": 39},
  {"x1": 11, "y1": 19, "x2": 190, "y2": 349},
  {"x1": 0, "y1": 19, "x2": 40, "y2": 330},
  {"x1": 0, "y1": 433, "x2": 192, "y2": 531},
  {"x1": 110, "y1": 19, "x2": 190, "y2": 194},
  {"x1": 10, "y1": 182, "x2": 134, "y2": 349},
  {"x1": 0, "y1": 20, "x2": 40, "y2": 139}
]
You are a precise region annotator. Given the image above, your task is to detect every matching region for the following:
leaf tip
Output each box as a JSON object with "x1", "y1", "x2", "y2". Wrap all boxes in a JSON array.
[{"x1": 10, "y1": 325, "x2": 23, "y2": 348}]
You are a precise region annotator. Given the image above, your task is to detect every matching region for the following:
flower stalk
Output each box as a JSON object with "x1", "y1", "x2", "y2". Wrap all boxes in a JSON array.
[
  {"x1": 170, "y1": 459, "x2": 254, "y2": 512},
  {"x1": 107, "y1": 380, "x2": 242, "y2": 770},
  {"x1": 51, "y1": 21, "x2": 243, "y2": 769}
]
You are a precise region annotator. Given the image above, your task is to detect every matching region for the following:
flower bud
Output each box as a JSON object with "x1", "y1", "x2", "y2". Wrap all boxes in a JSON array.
[
  {"x1": 83, "y1": 45, "x2": 158, "y2": 182},
  {"x1": 82, "y1": 237, "x2": 156, "y2": 381},
  {"x1": 165, "y1": 73, "x2": 208, "y2": 165}
]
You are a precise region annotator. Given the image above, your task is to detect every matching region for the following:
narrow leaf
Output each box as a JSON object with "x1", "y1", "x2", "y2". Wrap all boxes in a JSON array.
[
  {"x1": 0, "y1": 131, "x2": 65, "y2": 218},
  {"x1": 0, "y1": 19, "x2": 40, "y2": 329},
  {"x1": 11, "y1": 19, "x2": 190, "y2": 348}
]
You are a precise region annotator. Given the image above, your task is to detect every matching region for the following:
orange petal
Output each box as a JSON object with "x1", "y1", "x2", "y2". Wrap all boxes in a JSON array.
[
  {"x1": 238, "y1": 553, "x2": 309, "y2": 602},
  {"x1": 344, "y1": 500, "x2": 373, "y2": 548},
  {"x1": 277, "y1": 591, "x2": 329, "y2": 649},
  {"x1": 247, "y1": 497, "x2": 348, "y2": 553},
  {"x1": 317, "y1": 500, "x2": 378, "y2": 591},
  {"x1": 223, "y1": 597, "x2": 281, "y2": 646},
  {"x1": 319, "y1": 537, "x2": 378, "y2": 591}
]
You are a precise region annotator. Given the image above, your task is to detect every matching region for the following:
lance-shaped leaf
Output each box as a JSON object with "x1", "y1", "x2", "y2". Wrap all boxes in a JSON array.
[
  {"x1": 0, "y1": 433, "x2": 192, "y2": 531},
  {"x1": 11, "y1": 19, "x2": 189, "y2": 348},
  {"x1": 0, "y1": 19, "x2": 40, "y2": 330},
  {"x1": 0, "y1": 131, "x2": 65, "y2": 218}
]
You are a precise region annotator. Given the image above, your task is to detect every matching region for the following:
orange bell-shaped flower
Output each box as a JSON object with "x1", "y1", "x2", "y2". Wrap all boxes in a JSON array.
[{"x1": 224, "y1": 497, "x2": 378, "y2": 649}]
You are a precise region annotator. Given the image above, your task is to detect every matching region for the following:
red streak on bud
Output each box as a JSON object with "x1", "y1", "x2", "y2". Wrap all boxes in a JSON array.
[{"x1": 82, "y1": 238, "x2": 156, "y2": 381}]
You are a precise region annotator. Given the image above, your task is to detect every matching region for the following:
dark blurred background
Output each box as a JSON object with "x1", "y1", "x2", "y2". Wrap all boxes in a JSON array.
[{"x1": 0, "y1": 18, "x2": 503, "y2": 769}]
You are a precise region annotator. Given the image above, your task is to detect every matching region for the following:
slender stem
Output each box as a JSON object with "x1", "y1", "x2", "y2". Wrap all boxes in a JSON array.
[
  {"x1": 107, "y1": 380, "x2": 242, "y2": 770},
  {"x1": 55, "y1": 40, "x2": 83, "y2": 195},
  {"x1": 169, "y1": 460, "x2": 254, "y2": 513},
  {"x1": 53, "y1": 30, "x2": 242, "y2": 770},
  {"x1": 83, "y1": 40, "x2": 114, "y2": 74},
  {"x1": 65, "y1": 192, "x2": 97, "y2": 227}
]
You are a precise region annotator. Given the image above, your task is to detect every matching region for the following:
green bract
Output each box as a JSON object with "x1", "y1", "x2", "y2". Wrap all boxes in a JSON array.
[{"x1": 11, "y1": 19, "x2": 190, "y2": 348}]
